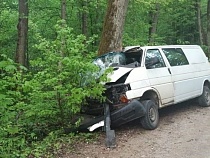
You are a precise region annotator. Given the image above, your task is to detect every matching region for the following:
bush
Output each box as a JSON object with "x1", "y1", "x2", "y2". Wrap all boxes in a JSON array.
[{"x1": 0, "y1": 21, "x2": 107, "y2": 157}]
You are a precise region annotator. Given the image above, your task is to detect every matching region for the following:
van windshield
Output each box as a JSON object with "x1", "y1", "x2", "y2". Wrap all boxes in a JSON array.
[
  {"x1": 93, "y1": 50, "x2": 142, "y2": 70},
  {"x1": 93, "y1": 52, "x2": 126, "y2": 70}
]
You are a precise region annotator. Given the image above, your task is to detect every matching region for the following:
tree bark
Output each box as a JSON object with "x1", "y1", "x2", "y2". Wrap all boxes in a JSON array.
[
  {"x1": 60, "y1": 0, "x2": 67, "y2": 58},
  {"x1": 148, "y1": 3, "x2": 160, "y2": 45},
  {"x1": 81, "y1": 0, "x2": 88, "y2": 37},
  {"x1": 207, "y1": 0, "x2": 210, "y2": 54},
  {"x1": 196, "y1": 0, "x2": 203, "y2": 45},
  {"x1": 61, "y1": 0, "x2": 67, "y2": 20},
  {"x1": 98, "y1": 0, "x2": 129, "y2": 56},
  {"x1": 15, "y1": 0, "x2": 28, "y2": 67},
  {"x1": 58, "y1": 0, "x2": 67, "y2": 126}
]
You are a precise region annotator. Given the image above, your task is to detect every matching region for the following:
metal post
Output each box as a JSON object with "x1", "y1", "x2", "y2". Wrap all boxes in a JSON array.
[{"x1": 104, "y1": 103, "x2": 116, "y2": 148}]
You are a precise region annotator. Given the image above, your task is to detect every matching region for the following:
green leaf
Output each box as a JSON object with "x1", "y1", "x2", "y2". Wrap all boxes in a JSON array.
[
  {"x1": 6, "y1": 126, "x2": 19, "y2": 135},
  {"x1": 5, "y1": 65, "x2": 16, "y2": 71}
]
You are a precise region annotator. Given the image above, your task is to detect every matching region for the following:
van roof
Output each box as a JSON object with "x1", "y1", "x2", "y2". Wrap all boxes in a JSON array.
[
  {"x1": 142, "y1": 45, "x2": 200, "y2": 49},
  {"x1": 124, "y1": 45, "x2": 201, "y2": 52}
]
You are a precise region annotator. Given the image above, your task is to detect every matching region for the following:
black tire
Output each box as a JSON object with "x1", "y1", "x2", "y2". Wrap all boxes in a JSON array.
[
  {"x1": 198, "y1": 86, "x2": 210, "y2": 107},
  {"x1": 140, "y1": 100, "x2": 159, "y2": 130}
]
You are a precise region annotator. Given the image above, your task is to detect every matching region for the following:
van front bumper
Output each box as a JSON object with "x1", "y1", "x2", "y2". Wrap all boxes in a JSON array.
[
  {"x1": 110, "y1": 99, "x2": 146, "y2": 126},
  {"x1": 80, "y1": 99, "x2": 146, "y2": 131}
]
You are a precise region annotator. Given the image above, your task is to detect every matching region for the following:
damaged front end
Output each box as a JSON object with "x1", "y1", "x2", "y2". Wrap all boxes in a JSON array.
[
  {"x1": 80, "y1": 83, "x2": 146, "y2": 147},
  {"x1": 105, "y1": 83, "x2": 146, "y2": 127},
  {"x1": 79, "y1": 47, "x2": 146, "y2": 147},
  {"x1": 80, "y1": 82, "x2": 146, "y2": 145},
  {"x1": 105, "y1": 83, "x2": 131, "y2": 108}
]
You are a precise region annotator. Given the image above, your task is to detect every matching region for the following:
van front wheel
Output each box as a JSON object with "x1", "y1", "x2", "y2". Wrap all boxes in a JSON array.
[
  {"x1": 140, "y1": 100, "x2": 159, "y2": 130},
  {"x1": 198, "y1": 86, "x2": 210, "y2": 107}
]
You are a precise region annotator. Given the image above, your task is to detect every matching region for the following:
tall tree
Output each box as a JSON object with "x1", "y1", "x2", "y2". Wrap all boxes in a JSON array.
[
  {"x1": 98, "y1": 0, "x2": 129, "y2": 55},
  {"x1": 15, "y1": 0, "x2": 28, "y2": 67},
  {"x1": 60, "y1": 0, "x2": 66, "y2": 57},
  {"x1": 196, "y1": 0, "x2": 203, "y2": 45},
  {"x1": 207, "y1": 0, "x2": 210, "y2": 54},
  {"x1": 148, "y1": 3, "x2": 160, "y2": 44},
  {"x1": 58, "y1": 0, "x2": 67, "y2": 125},
  {"x1": 81, "y1": 0, "x2": 88, "y2": 37},
  {"x1": 61, "y1": 0, "x2": 66, "y2": 20}
]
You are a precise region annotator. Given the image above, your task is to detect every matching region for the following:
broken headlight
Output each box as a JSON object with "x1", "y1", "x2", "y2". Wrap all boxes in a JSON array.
[{"x1": 105, "y1": 83, "x2": 131, "y2": 105}]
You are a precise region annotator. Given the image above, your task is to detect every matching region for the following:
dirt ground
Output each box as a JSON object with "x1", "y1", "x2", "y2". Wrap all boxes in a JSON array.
[{"x1": 62, "y1": 101, "x2": 210, "y2": 158}]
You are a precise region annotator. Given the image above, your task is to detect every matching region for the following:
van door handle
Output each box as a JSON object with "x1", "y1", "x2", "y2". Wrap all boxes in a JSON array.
[{"x1": 168, "y1": 68, "x2": 171, "y2": 74}]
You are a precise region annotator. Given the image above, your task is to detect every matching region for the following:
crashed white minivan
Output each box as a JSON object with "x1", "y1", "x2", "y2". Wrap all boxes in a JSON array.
[{"x1": 82, "y1": 45, "x2": 210, "y2": 133}]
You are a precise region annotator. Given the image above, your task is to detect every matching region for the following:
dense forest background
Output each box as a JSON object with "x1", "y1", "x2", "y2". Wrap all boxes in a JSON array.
[
  {"x1": 0, "y1": 0, "x2": 210, "y2": 157},
  {"x1": 1, "y1": 0, "x2": 210, "y2": 62}
]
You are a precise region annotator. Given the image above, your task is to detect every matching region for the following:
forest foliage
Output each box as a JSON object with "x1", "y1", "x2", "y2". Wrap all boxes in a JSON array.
[
  {"x1": 0, "y1": 21, "x2": 108, "y2": 157},
  {"x1": 0, "y1": 0, "x2": 209, "y2": 157}
]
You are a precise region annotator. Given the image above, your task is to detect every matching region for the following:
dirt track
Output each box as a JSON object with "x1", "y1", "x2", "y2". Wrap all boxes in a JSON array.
[{"x1": 63, "y1": 101, "x2": 210, "y2": 158}]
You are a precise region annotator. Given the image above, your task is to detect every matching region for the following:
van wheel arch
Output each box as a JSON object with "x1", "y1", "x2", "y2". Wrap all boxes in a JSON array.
[
  {"x1": 198, "y1": 83, "x2": 210, "y2": 107},
  {"x1": 141, "y1": 90, "x2": 160, "y2": 108},
  {"x1": 204, "y1": 80, "x2": 210, "y2": 89}
]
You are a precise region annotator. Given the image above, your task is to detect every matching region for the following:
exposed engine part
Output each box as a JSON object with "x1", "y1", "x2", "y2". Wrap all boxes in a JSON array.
[{"x1": 105, "y1": 83, "x2": 131, "y2": 106}]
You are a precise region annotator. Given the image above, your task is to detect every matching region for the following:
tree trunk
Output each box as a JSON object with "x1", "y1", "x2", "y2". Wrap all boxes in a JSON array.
[
  {"x1": 148, "y1": 3, "x2": 160, "y2": 45},
  {"x1": 207, "y1": 0, "x2": 210, "y2": 54},
  {"x1": 58, "y1": 0, "x2": 67, "y2": 126},
  {"x1": 196, "y1": 0, "x2": 203, "y2": 45},
  {"x1": 98, "y1": 0, "x2": 129, "y2": 56},
  {"x1": 15, "y1": 0, "x2": 28, "y2": 67},
  {"x1": 60, "y1": 0, "x2": 67, "y2": 58},
  {"x1": 61, "y1": 0, "x2": 67, "y2": 20},
  {"x1": 81, "y1": 0, "x2": 88, "y2": 37}
]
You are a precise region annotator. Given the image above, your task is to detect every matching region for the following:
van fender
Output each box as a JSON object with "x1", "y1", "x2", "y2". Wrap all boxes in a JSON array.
[
  {"x1": 126, "y1": 87, "x2": 152, "y2": 99},
  {"x1": 126, "y1": 87, "x2": 162, "y2": 106},
  {"x1": 141, "y1": 87, "x2": 163, "y2": 107}
]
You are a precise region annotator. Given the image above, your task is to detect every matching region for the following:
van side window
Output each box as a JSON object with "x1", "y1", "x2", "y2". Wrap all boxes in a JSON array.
[
  {"x1": 145, "y1": 49, "x2": 166, "y2": 69},
  {"x1": 162, "y1": 48, "x2": 189, "y2": 66}
]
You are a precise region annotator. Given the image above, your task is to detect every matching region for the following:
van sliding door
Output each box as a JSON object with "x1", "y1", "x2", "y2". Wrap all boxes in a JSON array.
[{"x1": 162, "y1": 48, "x2": 194, "y2": 103}]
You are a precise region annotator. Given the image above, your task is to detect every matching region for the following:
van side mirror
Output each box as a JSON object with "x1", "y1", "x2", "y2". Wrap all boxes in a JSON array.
[{"x1": 145, "y1": 56, "x2": 160, "y2": 69}]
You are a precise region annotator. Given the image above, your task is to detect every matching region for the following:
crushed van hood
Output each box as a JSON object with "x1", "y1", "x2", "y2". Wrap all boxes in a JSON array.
[{"x1": 108, "y1": 67, "x2": 133, "y2": 82}]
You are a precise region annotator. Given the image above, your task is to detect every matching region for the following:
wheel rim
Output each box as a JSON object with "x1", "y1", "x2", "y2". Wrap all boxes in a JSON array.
[
  {"x1": 205, "y1": 90, "x2": 210, "y2": 104},
  {"x1": 149, "y1": 107, "x2": 156, "y2": 122}
]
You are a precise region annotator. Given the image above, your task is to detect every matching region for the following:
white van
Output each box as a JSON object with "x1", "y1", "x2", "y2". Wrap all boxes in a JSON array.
[{"x1": 84, "y1": 45, "x2": 210, "y2": 132}]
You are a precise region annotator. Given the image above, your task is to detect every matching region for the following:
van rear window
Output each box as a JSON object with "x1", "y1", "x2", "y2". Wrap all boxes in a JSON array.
[{"x1": 162, "y1": 48, "x2": 189, "y2": 66}]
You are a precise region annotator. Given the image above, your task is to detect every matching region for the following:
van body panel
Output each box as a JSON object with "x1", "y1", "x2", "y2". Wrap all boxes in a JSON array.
[
  {"x1": 169, "y1": 65, "x2": 196, "y2": 103},
  {"x1": 183, "y1": 47, "x2": 207, "y2": 64},
  {"x1": 126, "y1": 87, "x2": 153, "y2": 99},
  {"x1": 125, "y1": 67, "x2": 148, "y2": 84},
  {"x1": 108, "y1": 67, "x2": 133, "y2": 82},
  {"x1": 128, "y1": 79, "x2": 150, "y2": 91},
  {"x1": 146, "y1": 67, "x2": 174, "y2": 105}
]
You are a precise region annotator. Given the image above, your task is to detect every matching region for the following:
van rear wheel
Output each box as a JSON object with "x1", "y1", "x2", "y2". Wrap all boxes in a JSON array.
[
  {"x1": 140, "y1": 100, "x2": 159, "y2": 130},
  {"x1": 198, "y1": 86, "x2": 210, "y2": 107}
]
